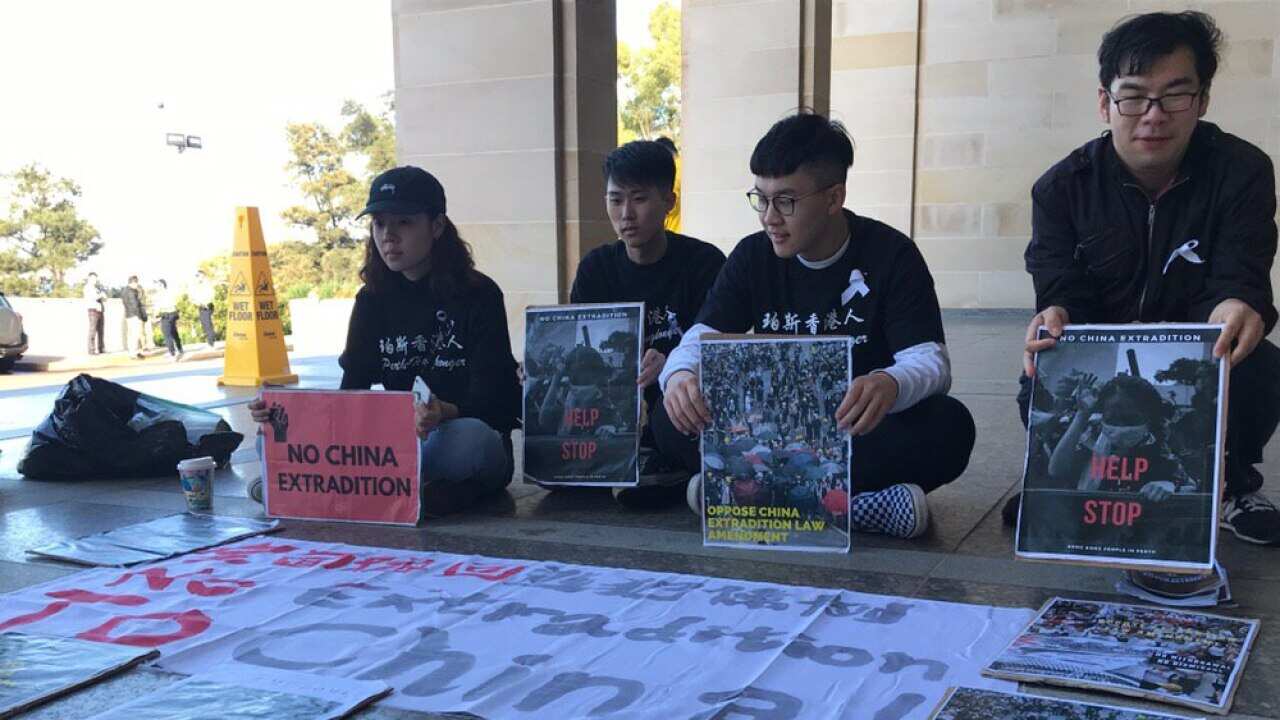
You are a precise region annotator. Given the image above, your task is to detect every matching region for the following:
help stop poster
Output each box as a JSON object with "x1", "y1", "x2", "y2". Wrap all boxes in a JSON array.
[
  {"x1": 261, "y1": 390, "x2": 420, "y2": 525},
  {"x1": 1016, "y1": 324, "x2": 1224, "y2": 572}
]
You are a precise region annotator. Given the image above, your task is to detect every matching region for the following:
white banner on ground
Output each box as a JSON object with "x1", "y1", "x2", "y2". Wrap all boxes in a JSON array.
[{"x1": 0, "y1": 539, "x2": 1033, "y2": 719}]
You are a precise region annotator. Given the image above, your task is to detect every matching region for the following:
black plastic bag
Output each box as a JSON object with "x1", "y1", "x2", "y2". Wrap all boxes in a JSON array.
[{"x1": 18, "y1": 374, "x2": 243, "y2": 480}]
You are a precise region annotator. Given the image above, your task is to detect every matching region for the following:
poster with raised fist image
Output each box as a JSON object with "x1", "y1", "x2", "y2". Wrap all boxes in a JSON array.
[{"x1": 261, "y1": 389, "x2": 421, "y2": 526}]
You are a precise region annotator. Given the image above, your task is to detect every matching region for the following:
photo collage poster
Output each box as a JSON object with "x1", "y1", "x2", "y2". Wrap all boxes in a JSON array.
[
  {"x1": 983, "y1": 597, "x2": 1258, "y2": 715},
  {"x1": 929, "y1": 686, "x2": 1205, "y2": 720},
  {"x1": 700, "y1": 335, "x2": 852, "y2": 552}
]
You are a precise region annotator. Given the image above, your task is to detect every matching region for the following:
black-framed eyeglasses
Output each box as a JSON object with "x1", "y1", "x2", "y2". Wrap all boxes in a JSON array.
[
  {"x1": 1106, "y1": 90, "x2": 1202, "y2": 117},
  {"x1": 746, "y1": 185, "x2": 834, "y2": 216}
]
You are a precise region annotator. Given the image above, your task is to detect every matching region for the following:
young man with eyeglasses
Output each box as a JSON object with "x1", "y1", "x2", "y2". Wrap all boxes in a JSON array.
[
  {"x1": 656, "y1": 113, "x2": 976, "y2": 538},
  {"x1": 1015, "y1": 12, "x2": 1280, "y2": 545},
  {"x1": 567, "y1": 140, "x2": 726, "y2": 509}
]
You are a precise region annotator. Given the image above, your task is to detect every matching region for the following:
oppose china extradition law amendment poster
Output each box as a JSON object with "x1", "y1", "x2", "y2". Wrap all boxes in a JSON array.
[{"x1": 700, "y1": 335, "x2": 852, "y2": 552}]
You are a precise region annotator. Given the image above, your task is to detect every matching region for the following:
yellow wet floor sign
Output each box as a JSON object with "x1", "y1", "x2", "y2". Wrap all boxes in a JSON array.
[{"x1": 218, "y1": 207, "x2": 299, "y2": 386}]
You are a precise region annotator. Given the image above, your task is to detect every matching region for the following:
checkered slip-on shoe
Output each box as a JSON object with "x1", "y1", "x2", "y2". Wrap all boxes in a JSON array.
[{"x1": 850, "y1": 483, "x2": 929, "y2": 539}]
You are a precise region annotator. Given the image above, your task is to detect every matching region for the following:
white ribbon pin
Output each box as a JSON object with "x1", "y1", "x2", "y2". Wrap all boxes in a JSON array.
[
  {"x1": 1162, "y1": 239, "x2": 1203, "y2": 275},
  {"x1": 841, "y1": 269, "x2": 870, "y2": 306}
]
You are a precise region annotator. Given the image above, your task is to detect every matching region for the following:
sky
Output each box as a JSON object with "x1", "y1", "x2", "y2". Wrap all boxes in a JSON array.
[
  {"x1": 0, "y1": 0, "x2": 394, "y2": 288},
  {"x1": 0, "y1": 0, "x2": 664, "y2": 289},
  {"x1": 619, "y1": 0, "x2": 663, "y2": 48}
]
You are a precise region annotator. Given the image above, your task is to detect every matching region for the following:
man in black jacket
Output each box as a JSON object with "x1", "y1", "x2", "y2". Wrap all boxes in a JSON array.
[
  {"x1": 121, "y1": 275, "x2": 147, "y2": 359},
  {"x1": 1017, "y1": 11, "x2": 1280, "y2": 545}
]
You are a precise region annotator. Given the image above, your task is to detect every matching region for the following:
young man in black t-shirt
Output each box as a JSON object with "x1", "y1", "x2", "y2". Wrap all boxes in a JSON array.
[
  {"x1": 658, "y1": 114, "x2": 976, "y2": 538},
  {"x1": 569, "y1": 140, "x2": 726, "y2": 508}
]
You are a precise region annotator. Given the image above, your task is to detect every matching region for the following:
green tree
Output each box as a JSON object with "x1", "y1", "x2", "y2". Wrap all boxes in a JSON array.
[
  {"x1": 0, "y1": 164, "x2": 101, "y2": 296},
  {"x1": 281, "y1": 123, "x2": 361, "y2": 251},
  {"x1": 341, "y1": 94, "x2": 396, "y2": 177},
  {"x1": 194, "y1": 237, "x2": 363, "y2": 340},
  {"x1": 317, "y1": 244, "x2": 364, "y2": 294},
  {"x1": 1155, "y1": 358, "x2": 1216, "y2": 387},
  {"x1": 601, "y1": 330, "x2": 637, "y2": 356},
  {"x1": 281, "y1": 97, "x2": 395, "y2": 251},
  {"x1": 618, "y1": 2, "x2": 681, "y2": 142},
  {"x1": 267, "y1": 240, "x2": 324, "y2": 292},
  {"x1": 204, "y1": 99, "x2": 393, "y2": 332}
]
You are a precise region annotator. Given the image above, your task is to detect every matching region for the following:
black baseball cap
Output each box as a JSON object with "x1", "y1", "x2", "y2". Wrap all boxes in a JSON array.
[{"x1": 357, "y1": 166, "x2": 447, "y2": 218}]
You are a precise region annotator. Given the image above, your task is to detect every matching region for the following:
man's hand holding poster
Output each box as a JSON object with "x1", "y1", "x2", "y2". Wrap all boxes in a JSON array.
[{"x1": 261, "y1": 390, "x2": 421, "y2": 525}]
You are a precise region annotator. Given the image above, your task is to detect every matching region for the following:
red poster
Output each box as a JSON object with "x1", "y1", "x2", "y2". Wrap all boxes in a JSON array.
[{"x1": 261, "y1": 390, "x2": 421, "y2": 526}]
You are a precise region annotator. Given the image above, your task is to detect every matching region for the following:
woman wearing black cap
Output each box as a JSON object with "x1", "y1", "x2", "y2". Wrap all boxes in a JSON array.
[{"x1": 251, "y1": 165, "x2": 520, "y2": 515}]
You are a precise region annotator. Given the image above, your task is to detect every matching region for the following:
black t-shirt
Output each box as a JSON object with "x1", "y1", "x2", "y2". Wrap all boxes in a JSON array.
[
  {"x1": 338, "y1": 271, "x2": 521, "y2": 434},
  {"x1": 570, "y1": 232, "x2": 726, "y2": 358},
  {"x1": 695, "y1": 209, "x2": 945, "y2": 375}
]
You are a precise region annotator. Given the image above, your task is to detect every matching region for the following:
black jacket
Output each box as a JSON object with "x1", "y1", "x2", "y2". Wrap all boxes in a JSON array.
[
  {"x1": 1026, "y1": 121, "x2": 1277, "y2": 332},
  {"x1": 121, "y1": 286, "x2": 146, "y2": 321}
]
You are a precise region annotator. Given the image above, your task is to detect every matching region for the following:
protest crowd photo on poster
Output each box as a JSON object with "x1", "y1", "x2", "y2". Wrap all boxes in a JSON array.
[
  {"x1": 929, "y1": 686, "x2": 1200, "y2": 720},
  {"x1": 700, "y1": 337, "x2": 852, "y2": 551},
  {"x1": 985, "y1": 598, "x2": 1257, "y2": 714}
]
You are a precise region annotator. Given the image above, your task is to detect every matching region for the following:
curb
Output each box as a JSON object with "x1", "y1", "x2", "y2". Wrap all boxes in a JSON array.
[{"x1": 14, "y1": 347, "x2": 225, "y2": 373}]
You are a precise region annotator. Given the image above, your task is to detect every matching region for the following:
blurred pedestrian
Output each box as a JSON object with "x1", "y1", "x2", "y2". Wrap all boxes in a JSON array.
[
  {"x1": 82, "y1": 271, "x2": 105, "y2": 355},
  {"x1": 153, "y1": 279, "x2": 183, "y2": 361},
  {"x1": 190, "y1": 273, "x2": 218, "y2": 347},
  {"x1": 121, "y1": 275, "x2": 148, "y2": 359}
]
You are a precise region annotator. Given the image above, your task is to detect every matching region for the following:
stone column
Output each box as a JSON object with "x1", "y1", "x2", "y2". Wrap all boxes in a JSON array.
[
  {"x1": 830, "y1": 0, "x2": 919, "y2": 238},
  {"x1": 556, "y1": 0, "x2": 618, "y2": 302},
  {"x1": 392, "y1": 0, "x2": 616, "y2": 356},
  {"x1": 681, "y1": 0, "x2": 832, "y2": 254}
]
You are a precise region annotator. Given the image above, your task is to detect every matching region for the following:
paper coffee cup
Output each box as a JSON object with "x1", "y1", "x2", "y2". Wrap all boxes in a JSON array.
[{"x1": 177, "y1": 456, "x2": 217, "y2": 512}]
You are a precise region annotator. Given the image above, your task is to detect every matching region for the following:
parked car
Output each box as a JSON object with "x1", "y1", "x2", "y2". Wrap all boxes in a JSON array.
[{"x1": 0, "y1": 292, "x2": 28, "y2": 372}]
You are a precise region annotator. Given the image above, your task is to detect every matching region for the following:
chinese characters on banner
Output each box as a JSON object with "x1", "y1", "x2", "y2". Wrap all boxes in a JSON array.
[{"x1": 0, "y1": 539, "x2": 1033, "y2": 719}]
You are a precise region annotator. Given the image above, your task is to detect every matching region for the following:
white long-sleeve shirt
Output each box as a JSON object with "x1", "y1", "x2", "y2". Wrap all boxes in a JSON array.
[
  {"x1": 659, "y1": 325, "x2": 950, "y2": 414},
  {"x1": 83, "y1": 281, "x2": 104, "y2": 311}
]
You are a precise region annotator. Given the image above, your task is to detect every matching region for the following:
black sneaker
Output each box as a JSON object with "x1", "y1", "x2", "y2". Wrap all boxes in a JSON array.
[
  {"x1": 1001, "y1": 492, "x2": 1021, "y2": 527},
  {"x1": 1221, "y1": 492, "x2": 1280, "y2": 545},
  {"x1": 613, "y1": 449, "x2": 691, "y2": 510},
  {"x1": 613, "y1": 482, "x2": 689, "y2": 510},
  {"x1": 637, "y1": 447, "x2": 689, "y2": 486}
]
